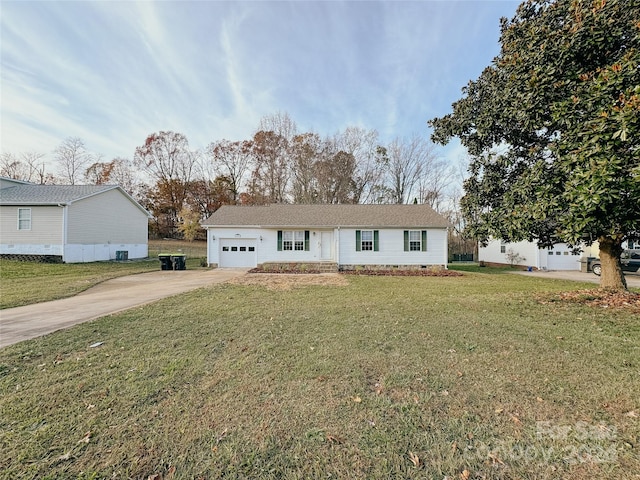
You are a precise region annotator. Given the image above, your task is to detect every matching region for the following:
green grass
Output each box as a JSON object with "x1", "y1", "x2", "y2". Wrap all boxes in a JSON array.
[
  {"x1": 0, "y1": 240, "x2": 208, "y2": 309},
  {"x1": 0, "y1": 260, "x2": 160, "y2": 309},
  {"x1": 1, "y1": 272, "x2": 638, "y2": 479},
  {"x1": 148, "y1": 239, "x2": 207, "y2": 262},
  {"x1": 449, "y1": 263, "x2": 514, "y2": 274}
]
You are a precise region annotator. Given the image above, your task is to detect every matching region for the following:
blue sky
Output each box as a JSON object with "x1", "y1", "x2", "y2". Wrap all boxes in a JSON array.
[{"x1": 1, "y1": 0, "x2": 520, "y2": 166}]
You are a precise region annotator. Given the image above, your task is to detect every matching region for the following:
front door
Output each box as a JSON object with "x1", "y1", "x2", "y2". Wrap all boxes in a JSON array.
[{"x1": 320, "y1": 232, "x2": 333, "y2": 260}]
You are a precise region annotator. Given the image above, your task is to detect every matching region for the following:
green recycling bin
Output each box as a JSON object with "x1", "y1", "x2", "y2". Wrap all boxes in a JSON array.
[
  {"x1": 159, "y1": 254, "x2": 173, "y2": 270},
  {"x1": 172, "y1": 254, "x2": 186, "y2": 270}
]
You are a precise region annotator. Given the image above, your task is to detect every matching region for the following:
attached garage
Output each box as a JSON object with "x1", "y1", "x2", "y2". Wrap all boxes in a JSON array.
[
  {"x1": 545, "y1": 246, "x2": 581, "y2": 271},
  {"x1": 219, "y1": 238, "x2": 257, "y2": 268}
]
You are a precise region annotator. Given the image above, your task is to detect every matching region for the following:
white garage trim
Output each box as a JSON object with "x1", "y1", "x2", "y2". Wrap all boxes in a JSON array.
[
  {"x1": 545, "y1": 246, "x2": 581, "y2": 271},
  {"x1": 219, "y1": 238, "x2": 257, "y2": 268}
]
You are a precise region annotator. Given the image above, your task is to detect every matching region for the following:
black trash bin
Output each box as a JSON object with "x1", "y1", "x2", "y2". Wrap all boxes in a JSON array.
[
  {"x1": 159, "y1": 254, "x2": 173, "y2": 270},
  {"x1": 172, "y1": 254, "x2": 186, "y2": 270}
]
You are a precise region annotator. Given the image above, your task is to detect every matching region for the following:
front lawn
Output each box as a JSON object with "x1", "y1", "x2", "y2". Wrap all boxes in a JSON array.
[
  {"x1": 0, "y1": 240, "x2": 209, "y2": 309},
  {"x1": 0, "y1": 273, "x2": 637, "y2": 479}
]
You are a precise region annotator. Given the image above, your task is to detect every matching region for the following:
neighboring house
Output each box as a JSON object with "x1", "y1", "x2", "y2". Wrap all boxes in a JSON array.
[
  {"x1": 479, "y1": 239, "x2": 599, "y2": 271},
  {"x1": 201, "y1": 204, "x2": 450, "y2": 270},
  {"x1": 0, "y1": 177, "x2": 150, "y2": 263}
]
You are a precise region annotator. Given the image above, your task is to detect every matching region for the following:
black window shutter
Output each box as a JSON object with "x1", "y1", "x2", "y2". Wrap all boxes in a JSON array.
[
  {"x1": 373, "y1": 230, "x2": 379, "y2": 251},
  {"x1": 355, "y1": 230, "x2": 361, "y2": 252},
  {"x1": 304, "y1": 230, "x2": 310, "y2": 251},
  {"x1": 404, "y1": 230, "x2": 409, "y2": 251},
  {"x1": 277, "y1": 230, "x2": 283, "y2": 251},
  {"x1": 421, "y1": 230, "x2": 427, "y2": 251}
]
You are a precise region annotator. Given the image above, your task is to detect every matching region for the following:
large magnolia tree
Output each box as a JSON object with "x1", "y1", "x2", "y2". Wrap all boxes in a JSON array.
[{"x1": 429, "y1": 0, "x2": 639, "y2": 289}]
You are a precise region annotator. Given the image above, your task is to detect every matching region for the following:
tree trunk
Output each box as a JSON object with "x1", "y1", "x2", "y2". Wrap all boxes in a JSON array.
[{"x1": 598, "y1": 236, "x2": 627, "y2": 290}]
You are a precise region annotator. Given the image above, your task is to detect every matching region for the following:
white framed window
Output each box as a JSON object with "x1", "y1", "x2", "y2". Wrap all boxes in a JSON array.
[
  {"x1": 18, "y1": 208, "x2": 31, "y2": 230},
  {"x1": 278, "y1": 230, "x2": 309, "y2": 252},
  {"x1": 409, "y1": 230, "x2": 421, "y2": 251},
  {"x1": 361, "y1": 230, "x2": 373, "y2": 251},
  {"x1": 283, "y1": 231, "x2": 294, "y2": 250},
  {"x1": 404, "y1": 230, "x2": 427, "y2": 252},
  {"x1": 355, "y1": 230, "x2": 379, "y2": 252}
]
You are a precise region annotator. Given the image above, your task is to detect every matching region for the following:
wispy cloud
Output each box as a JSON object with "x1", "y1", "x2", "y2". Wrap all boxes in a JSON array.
[{"x1": 1, "y1": 0, "x2": 519, "y2": 164}]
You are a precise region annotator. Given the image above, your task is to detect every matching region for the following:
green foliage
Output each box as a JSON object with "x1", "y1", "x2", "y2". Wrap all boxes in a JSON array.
[{"x1": 429, "y1": 0, "x2": 639, "y2": 286}]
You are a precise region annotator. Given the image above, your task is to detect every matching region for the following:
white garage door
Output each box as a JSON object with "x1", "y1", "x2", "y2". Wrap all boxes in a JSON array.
[
  {"x1": 220, "y1": 239, "x2": 257, "y2": 268},
  {"x1": 546, "y1": 247, "x2": 581, "y2": 270}
]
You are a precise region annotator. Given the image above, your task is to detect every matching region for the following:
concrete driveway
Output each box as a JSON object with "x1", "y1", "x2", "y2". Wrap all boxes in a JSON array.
[
  {"x1": 512, "y1": 269, "x2": 640, "y2": 288},
  {"x1": 0, "y1": 268, "x2": 247, "y2": 348}
]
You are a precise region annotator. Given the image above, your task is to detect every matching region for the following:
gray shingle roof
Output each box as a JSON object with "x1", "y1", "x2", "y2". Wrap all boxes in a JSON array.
[
  {"x1": 0, "y1": 184, "x2": 117, "y2": 205},
  {"x1": 202, "y1": 204, "x2": 450, "y2": 228}
]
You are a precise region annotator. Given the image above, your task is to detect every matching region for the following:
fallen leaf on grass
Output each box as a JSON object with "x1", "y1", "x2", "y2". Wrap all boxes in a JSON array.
[
  {"x1": 326, "y1": 434, "x2": 343, "y2": 444},
  {"x1": 625, "y1": 410, "x2": 638, "y2": 418},
  {"x1": 538, "y1": 289, "x2": 640, "y2": 312},
  {"x1": 352, "y1": 396, "x2": 362, "y2": 403},
  {"x1": 77, "y1": 431, "x2": 91, "y2": 444},
  {"x1": 57, "y1": 452, "x2": 71, "y2": 461},
  {"x1": 216, "y1": 428, "x2": 228, "y2": 444},
  {"x1": 489, "y1": 451, "x2": 505, "y2": 465},
  {"x1": 460, "y1": 469, "x2": 471, "y2": 479},
  {"x1": 408, "y1": 451, "x2": 421, "y2": 467}
]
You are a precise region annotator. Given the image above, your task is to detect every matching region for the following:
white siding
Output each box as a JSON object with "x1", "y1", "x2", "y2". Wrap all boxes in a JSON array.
[
  {"x1": 479, "y1": 239, "x2": 540, "y2": 268},
  {"x1": 0, "y1": 243, "x2": 63, "y2": 256},
  {"x1": 338, "y1": 228, "x2": 447, "y2": 267},
  {"x1": 207, "y1": 227, "x2": 447, "y2": 268},
  {"x1": 207, "y1": 228, "x2": 329, "y2": 266},
  {"x1": 0, "y1": 205, "x2": 63, "y2": 246},
  {"x1": 63, "y1": 243, "x2": 148, "y2": 263},
  {"x1": 479, "y1": 239, "x2": 587, "y2": 270},
  {"x1": 66, "y1": 189, "x2": 148, "y2": 245}
]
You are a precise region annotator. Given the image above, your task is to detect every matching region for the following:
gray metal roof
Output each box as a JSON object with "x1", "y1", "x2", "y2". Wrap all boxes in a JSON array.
[
  {"x1": 0, "y1": 184, "x2": 118, "y2": 205},
  {"x1": 202, "y1": 204, "x2": 451, "y2": 228}
]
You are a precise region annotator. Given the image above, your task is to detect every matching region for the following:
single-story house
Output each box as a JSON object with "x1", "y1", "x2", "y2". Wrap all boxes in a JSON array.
[
  {"x1": 0, "y1": 177, "x2": 151, "y2": 263},
  {"x1": 201, "y1": 204, "x2": 450, "y2": 270},
  {"x1": 479, "y1": 239, "x2": 600, "y2": 271}
]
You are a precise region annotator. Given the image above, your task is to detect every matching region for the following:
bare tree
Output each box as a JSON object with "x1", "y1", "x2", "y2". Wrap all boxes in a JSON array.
[
  {"x1": 207, "y1": 139, "x2": 253, "y2": 203},
  {"x1": 290, "y1": 132, "x2": 321, "y2": 204},
  {"x1": 250, "y1": 130, "x2": 291, "y2": 203},
  {"x1": 134, "y1": 131, "x2": 199, "y2": 236},
  {"x1": 259, "y1": 111, "x2": 297, "y2": 142},
  {"x1": 0, "y1": 153, "x2": 28, "y2": 180},
  {"x1": 385, "y1": 134, "x2": 438, "y2": 204},
  {"x1": 334, "y1": 127, "x2": 385, "y2": 204},
  {"x1": 416, "y1": 158, "x2": 452, "y2": 212},
  {"x1": 134, "y1": 131, "x2": 197, "y2": 185},
  {"x1": 84, "y1": 157, "x2": 139, "y2": 196},
  {"x1": 21, "y1": 152, "x2": 49, "y2": 184},
  {"x1": 54, "y1": 137, "x2": 92, "y2": 185}
]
